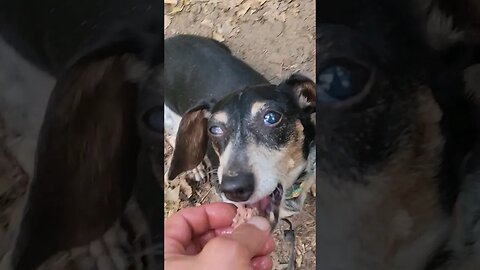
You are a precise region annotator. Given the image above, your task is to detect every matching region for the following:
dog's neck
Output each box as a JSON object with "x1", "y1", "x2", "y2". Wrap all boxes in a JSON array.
[{"x1": 285, "y1": 142, "x2": 315, "y2": 199}]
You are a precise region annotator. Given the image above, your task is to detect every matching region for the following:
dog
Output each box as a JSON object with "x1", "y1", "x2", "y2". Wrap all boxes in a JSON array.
[
  {"x1": 0, "y1": 0, "x2": 164, "y2": 269},
  {"x1": 164, "y1": 34, "x2": 316, "y2": 229},
  {"x1": 316, "y1": 0, "x2": 480, "y2": 269},
  {"x1": 163, "y1": 34, "x2": 269, "y2": 182}
]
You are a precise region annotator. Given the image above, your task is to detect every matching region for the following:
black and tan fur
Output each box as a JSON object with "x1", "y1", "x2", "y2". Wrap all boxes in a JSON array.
[
  {"x1": 163, "y1": 35, "x2": 316, "y2": 227},
  {"x1": 168, "y1": 73, "x2": 316, "y2": 227},
  {"x1": 316, "y1": 0, "x2": 480, "y2": 269},
  {"x1": 0, "y1": 1, "x2": 164, "y2": 269}
]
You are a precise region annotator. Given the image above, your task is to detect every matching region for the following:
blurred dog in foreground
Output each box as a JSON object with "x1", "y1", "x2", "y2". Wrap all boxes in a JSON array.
[
  {"x1": 0, "y1": 0, "x2": 164, "y2": 269},
  {"x1": 316, "y1": 0, "x2": 480, "y2": 269}
]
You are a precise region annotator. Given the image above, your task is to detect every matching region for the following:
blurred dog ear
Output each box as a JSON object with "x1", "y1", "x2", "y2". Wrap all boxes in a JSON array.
[
  {"x1": 10, "y1": 54, "x2": 141, "y2": 270},
  {"x1": 167, "y1": 102, "x2": 213, "y2": 180},
  {"x1": 284, "y1": 73, "x2": 316, "y2": 112}
]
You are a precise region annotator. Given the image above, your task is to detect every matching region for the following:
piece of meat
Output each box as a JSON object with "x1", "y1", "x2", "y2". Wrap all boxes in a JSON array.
[{"x1": 232, "y1": 204, "x2": 259, "y2": 228}]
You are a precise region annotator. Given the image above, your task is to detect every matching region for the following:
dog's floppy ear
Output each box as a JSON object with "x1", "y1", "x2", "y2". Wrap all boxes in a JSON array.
[
  {"x1": 167, "y1": 102, "x2": 212, "y2": 180},
  {"x1": 10, "y1": 54, "x2": 141, "y2": 270},
  {"x1": 284, "y1": 73, "x2": 316, "y2": 111}
]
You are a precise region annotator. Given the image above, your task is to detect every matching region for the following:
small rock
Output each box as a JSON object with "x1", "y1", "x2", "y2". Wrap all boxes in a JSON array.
[{"x1": 212, "y1": 32, "x2": 225, "y2": 42}]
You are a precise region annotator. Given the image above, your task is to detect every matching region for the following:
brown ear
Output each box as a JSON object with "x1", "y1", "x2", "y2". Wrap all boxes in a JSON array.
[
  {"x1": 167, "y1": 104, "x2": 211, "y2": 180},
  {"x1": 286, "y1": 73, "x2": 316, "y2": 110},
  {"x1": 10, "y1": 55, "x2": 139, "y2": 270}
]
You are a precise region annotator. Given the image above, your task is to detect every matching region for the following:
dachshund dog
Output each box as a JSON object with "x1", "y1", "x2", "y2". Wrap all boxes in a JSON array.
[
  {"x1": 163, "y1": 34, "x2": 269, "y2": 182},
  {"x1": 316, "y1": 0, "x2": 480, "y2": 269},
  {"x1": 0, "y1": 0, "x2": 164, "y2": 269},
  {"x1": 164, "y1": 35, "x2": 316, "y2": 230}
]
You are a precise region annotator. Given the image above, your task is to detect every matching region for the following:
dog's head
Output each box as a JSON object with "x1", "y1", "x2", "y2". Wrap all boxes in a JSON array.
[
  {"x1": 168, "y1": 75, "x2": 315, "y2": 227},
  {"x1": 316, "y1": 0, "x2": 478, "y2": 210},
  {"x1": 315, "y1": 0, "x2": 478, "y2": 267},
  {"x1": 315, "y1": 23, "x2": 439, "y2": 186}
]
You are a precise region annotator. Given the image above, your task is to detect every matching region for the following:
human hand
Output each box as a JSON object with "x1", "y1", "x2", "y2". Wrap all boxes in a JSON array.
[{"x1": 164, "y1": 202, "x2": 275, "y2": 270}]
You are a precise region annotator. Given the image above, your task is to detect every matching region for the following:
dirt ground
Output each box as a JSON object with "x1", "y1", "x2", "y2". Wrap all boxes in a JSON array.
[{"x1": 164, "y1": 1, "x2": 316, "y2": 269}]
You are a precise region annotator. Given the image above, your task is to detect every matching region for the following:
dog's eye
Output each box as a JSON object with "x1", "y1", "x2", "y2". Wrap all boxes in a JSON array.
[
  {"x1": 317, "y1": 62, "x2": 370, "y2": 102},
  {"x1": 263, "y1": 111, "x2": 282, "y2": 126},
  {"x1": 209, "y1": 125, "x2": 224, "y2": 136},
  {"x1": 142, "y1": 106, "x2": 163, "y2": 132}
]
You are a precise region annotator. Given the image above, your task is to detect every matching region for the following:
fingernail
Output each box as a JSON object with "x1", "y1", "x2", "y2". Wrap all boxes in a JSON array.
[
  {"x1": 246, "y1": 216, "x2": 271, "y2": 232},
  {"x1": 217, "y1": 227, "x2": 234, "y2": 235}
]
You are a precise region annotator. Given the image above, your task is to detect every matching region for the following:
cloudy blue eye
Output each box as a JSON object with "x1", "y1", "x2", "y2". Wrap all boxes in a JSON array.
[
  {"x1": 209, "y1": 125, "x2": 224, "y2": 136},
  {"x1": 263, "y1": 111, "x2": 282, "y2": 126},
  {"x1": 317, "y1": 63, "x2": 370, "y2": 102}
]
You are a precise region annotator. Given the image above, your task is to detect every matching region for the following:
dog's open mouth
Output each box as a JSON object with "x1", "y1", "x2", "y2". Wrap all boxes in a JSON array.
[{"x1": 232, "y1": 184, "x2": 283, "y2": 230}]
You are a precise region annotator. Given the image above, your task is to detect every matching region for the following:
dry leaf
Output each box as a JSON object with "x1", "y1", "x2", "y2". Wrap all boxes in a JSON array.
[
  {"x1": 170, "y1": 4, "x2": 184, "y2": 14},
  {"x1": 164, "y1": 15, "x2": 172, "y2": 30},
  {"x1": 169, "y1": 0, "x2": 189, "y2": 15},
  {"x1": 164, "y1": 200, "x2": 180, "y2": 218},
  {"x1": 165, "y1": 186, "x2": 180, "y2": 202},
  {"x1": 212, "y1": 32, "x2": 225, "y2": 42},
  {"x1": 164, "y1": 185, "x2": 181, "y2": 218},
  {"x1": 179, "y1": 178, "x2": 193, "y2": 198},
  {"x1": 164, "y1": 0, "x2": 178, "y2": 4},
  {"x1": 296, "y1": 253, "x2": 303, "y2": 268}
]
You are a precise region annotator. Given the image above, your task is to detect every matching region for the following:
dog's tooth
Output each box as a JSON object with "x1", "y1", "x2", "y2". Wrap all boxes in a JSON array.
[{"x1": 269, "y1": 211, "x2": 275, "y2": 223}]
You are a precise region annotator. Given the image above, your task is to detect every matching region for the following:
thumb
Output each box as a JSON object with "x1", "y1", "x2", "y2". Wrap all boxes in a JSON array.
[
  {"x1": 226, "y1": 216, "x2": 272, "y2": 257},
  {"x1": 197, "y1": 217, "x2": 272, "y2": 270}
]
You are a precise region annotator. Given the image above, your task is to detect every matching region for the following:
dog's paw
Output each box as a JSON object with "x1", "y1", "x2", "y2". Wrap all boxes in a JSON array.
[
  {"x1": 186, "y1": 157, "x2": 212, "y2": 182},
  {"x1": 280, "y1": 199, "x2": 302, "y2": 218}
]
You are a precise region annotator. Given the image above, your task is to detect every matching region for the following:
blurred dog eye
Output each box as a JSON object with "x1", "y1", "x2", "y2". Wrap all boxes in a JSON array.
[
  {"x1": 209, "y1": 125, "x2": 224, "y2": 136},
  {"x1": 317, "y1": 62, "x2": 370, "y2": 102},
  {"x1": 143, "y1": 106, "x2": 163, "y2": 132},
  {"x1": 263, "y1": 111, "x2": 282, "y2": 126}
]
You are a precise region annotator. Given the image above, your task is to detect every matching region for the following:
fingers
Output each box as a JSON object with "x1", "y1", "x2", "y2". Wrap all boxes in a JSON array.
[
  {"x1": 252, "y1": 256, "x2": 273, "y2": 270},
  {"x1": 184, "y1": 231, "x2": 217, "y2": 255},
  {"x1": 260, "y1": 235, "x2": 276, "y2": 256},
  {"x1": 165, "y1": 205, "x2": 275, "y2": 270},
  {"x1": 165, "y1": 203, "x2": 236, "y2": 255},
  {"x1": 164, "y1": 255, "x2": 198, "y2": 270},
  {"x1": 198, "y1": 217, "x2": 273, "y2": 270},
  {"x1": 226, "y1": 216, "x2": 272, "y2": 257}
]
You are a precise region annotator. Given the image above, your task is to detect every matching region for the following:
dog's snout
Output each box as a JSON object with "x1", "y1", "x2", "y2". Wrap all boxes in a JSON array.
[{"x1": 220, "y1": 172, "x2": 255, "y2": 202}]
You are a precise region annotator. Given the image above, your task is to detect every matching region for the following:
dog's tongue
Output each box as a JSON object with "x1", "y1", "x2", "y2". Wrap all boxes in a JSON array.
[{"x1": 249, "y1": 196, "x2": 272, "y2": 215}]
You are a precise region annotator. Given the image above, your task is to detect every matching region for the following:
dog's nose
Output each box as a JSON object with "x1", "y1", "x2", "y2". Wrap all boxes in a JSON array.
[{"x1": 220, "y1": 172, "x2": 255, "y2": 202}]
